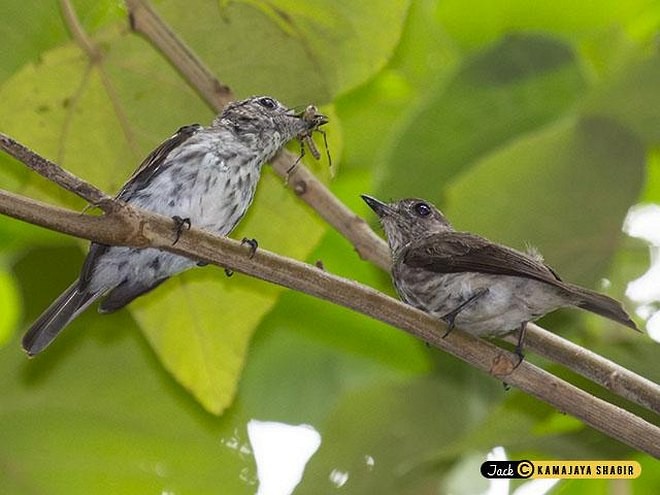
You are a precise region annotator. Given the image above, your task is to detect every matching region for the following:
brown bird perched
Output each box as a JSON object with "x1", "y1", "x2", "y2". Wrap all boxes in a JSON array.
[{"x1": 362, "y1": 195, "x2": 639, "y2": 360}]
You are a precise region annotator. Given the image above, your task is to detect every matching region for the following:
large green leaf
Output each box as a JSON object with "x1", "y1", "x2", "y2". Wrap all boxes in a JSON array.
[
  {"x1": 0, "y1": 29, "x2": 212, "y2": 204},
  {"x1": 159, "y1": 0, "x2": 411, "y2": 102},
  {"x1": 336, "y1": 0, "x2": 459, "y2": 172},
  {"x1": 436, "y1": 0, "x2": 660, "y2": 49},
  {"x1": 376, "y1": 34, "x2": 587, "y2": 201}
]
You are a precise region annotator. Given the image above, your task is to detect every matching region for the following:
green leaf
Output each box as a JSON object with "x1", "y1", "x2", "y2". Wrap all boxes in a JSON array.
[
  {"x1": 582, "y1": 51, "x2": 660, "y2": 145},
  {"x1": 436, "y1": 0, "x2": 660, "y2": 50},
  {"x1": 160, "y1": 0, "x2": 411, "y2": 101},
  {"x1": 376, "y1": 34, "x2": 587, "y2": 201},
  {"x1": 0, "y1": 31, "x2": 213, "y2": 205},
  {"x1": 0, "y1": 0, "x2": 122, "y2": 84},
  {"x1": 336, "y1": 0, "x2": 459, "y2": 172}
]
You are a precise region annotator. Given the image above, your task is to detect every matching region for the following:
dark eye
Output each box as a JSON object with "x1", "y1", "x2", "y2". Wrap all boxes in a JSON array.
[
  {"x1": 257, "y1": 97, "x2": 277, "y2": 110},
  {"x1": 414, "y1": 202, "x2": 432, "y2": 217}
]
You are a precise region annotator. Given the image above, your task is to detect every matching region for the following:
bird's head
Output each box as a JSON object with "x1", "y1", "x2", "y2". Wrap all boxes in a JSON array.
[
  {"x1": 215, "y1": 96, "x2": 328, "y2": 141},
  {"x1": 361, "y1": 195, "x2": 452, "y2": 254}
]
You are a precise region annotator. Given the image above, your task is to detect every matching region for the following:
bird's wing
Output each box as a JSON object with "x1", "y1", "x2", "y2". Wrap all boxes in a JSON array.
[
  {"x1": 403, "y1": 231, "x2": 563, "y2": 285},
  {"x1": 116, "y1": 124, "x2": 202, "y2": 201},
  {"x1": 77, "y1": 124, "x2": 201, "y2": 290}
]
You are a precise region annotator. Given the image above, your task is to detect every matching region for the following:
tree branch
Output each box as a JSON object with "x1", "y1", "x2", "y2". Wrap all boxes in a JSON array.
[
  {"x1": 505, "y1": 324, "x2": 660, "y2": 415},
  {"x1": 125, "y1": 0, "x2": 232, "y2": 109},
  {"x1": 0, "y1": 154, "x2": 658, "y2": 455},
  {"x1": 0, "y1": 133, "x2": 117, "y2": 212},
  {"x1": 122, "y1": 0, "x2": 660, "y2": 418},
  {"x1": 0, "y1": 189, "x2": 134, "y2": 244}
]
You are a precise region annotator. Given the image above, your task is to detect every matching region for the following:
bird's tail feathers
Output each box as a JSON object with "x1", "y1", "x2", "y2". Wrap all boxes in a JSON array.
[
  {"x1": 22, "y1": 280, "x2": 101, "y2": 356},
  {"x1": 568, "y1": 284, "x2": 639, "y2": 331}
]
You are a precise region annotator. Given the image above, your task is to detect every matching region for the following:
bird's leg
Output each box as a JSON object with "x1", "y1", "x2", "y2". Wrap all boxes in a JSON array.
[
  {"x1": 223, "y1": 239, "x2": 257, "y2": 276},
  {"x1": 441, "y1": 288, "x2": 489, "y2": 338},
  {"x1": 172, "y1": 216, "x2": 191, "y2": 245},
  {"x1": 241, "y1": 238, "x2": 258, "y2": 258},
  {"x1": 513, "y1": 322, "x2": 528, "y2": 369}
]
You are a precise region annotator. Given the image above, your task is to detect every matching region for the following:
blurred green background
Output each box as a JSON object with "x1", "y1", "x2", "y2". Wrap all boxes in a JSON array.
[{"x1": 1, "y1": 0, "x2": 659, "y2": 493}]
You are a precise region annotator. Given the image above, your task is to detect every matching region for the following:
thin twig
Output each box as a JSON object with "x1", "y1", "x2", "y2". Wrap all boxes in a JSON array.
[
  {"x1": 505, "y1": 325, "x2": 660, "y2": 414},
  {"x1": 62, "y1": 0, "x2": 142, "y2": 158},
  {"x1": 0, "y1": 133, "x2": 116, "y2": 212},
  {"x1": 122, "y1": 0, "x2": 659, "y2": 417},
  {"x1": 59, "y1": 0, "x2": 102, "y2": 63},
  {"x1": 0, "y1": 168, "x2": 659, "y2": 455},
  {"x1": 272, "y1": 152, "x2": 391, "y2": 269}
]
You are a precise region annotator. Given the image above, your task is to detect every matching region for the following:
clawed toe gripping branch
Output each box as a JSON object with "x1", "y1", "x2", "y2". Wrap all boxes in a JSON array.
[{"x1": 0, "y1": 0, "x2": 658, "y2": 458}]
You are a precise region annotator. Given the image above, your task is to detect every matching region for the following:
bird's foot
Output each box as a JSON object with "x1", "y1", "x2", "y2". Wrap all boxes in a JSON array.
[
  {"x1": 441, "y1": 314, "x2": 457, "y2": 338},
  {"x1": 512, "y1": 322, "x2": 528, "y2": 369},
  {"x1": 241, "y1": 238, "x2": 258, "y2": 258},
  {"x1": 172, "y1": 216, "x2": 191, "y2": 245},
  {"x1": 223, "y1": 239, "x2": 257, "y2": 277}
]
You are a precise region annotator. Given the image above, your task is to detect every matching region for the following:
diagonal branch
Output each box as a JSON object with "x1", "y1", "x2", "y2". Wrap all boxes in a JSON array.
[
  {"x1": 123, "y1": 0, "x2": 659, "y2": 417},
  {"x1": 505, "y1": 324, "x2": 660, "y2": 415},
  {"x1": 125, "y1": 0, "x2": 232, "y2": 110},
  {"x1": 0, "y1": 133, "x2": 117, "y2": 212},
  {"x1": 0, "y1": 143, "x2": 658, "y2": 455}
]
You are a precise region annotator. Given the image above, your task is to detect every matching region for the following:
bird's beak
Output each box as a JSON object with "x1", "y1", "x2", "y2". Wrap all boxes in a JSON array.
[{"x1": 361, "y1": 194, "x2": 391, "y2": 218}]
